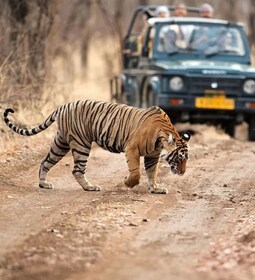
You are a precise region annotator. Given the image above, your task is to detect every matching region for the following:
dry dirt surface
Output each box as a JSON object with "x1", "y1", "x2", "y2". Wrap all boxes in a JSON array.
[{"x1": 0, "y1": 124, "x2": 255, "y2": 280}]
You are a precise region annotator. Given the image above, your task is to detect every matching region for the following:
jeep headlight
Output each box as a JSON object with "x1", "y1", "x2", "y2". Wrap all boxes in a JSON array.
[
  {"x1": 169, "y1": 76, "x2": 184, "y2": 91},
  {"x1": 243, "y1": 79, "x2": 255, "y2": 94}
]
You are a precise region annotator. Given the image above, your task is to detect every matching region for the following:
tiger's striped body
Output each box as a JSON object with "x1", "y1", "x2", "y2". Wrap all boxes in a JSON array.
[{"x1": 3, "y1": 100, "x2": 190, "y2": 194}]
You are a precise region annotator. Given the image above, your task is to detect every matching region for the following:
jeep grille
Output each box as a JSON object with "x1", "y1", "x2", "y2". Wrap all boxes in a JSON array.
[{"x1": 189, "y1": 77, "x2": 242, "y2": 95}]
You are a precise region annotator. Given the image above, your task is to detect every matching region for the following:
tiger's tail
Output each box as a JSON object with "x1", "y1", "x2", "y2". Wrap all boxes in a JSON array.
[{"x1": 3, "y1": 108, "x2": 59, "y2": 136}]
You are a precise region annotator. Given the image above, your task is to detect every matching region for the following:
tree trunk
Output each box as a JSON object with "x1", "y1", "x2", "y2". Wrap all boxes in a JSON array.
[{"x1": 7, "y1": 0, "x2": 53, "y2": 96}]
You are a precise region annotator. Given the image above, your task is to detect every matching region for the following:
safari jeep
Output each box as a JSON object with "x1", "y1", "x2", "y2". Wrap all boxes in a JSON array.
[{"x1": 110, "y1": 6, "x2": 255, "y2": 140}]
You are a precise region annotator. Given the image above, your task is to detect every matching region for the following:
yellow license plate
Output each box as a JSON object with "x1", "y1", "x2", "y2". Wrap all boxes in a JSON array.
[{"x1": 195, "y1": 97, "x2": 235, "y2": 110}]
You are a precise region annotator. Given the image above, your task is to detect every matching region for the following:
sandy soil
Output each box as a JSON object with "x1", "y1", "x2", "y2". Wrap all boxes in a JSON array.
[{"x1": 0, "y1": 123, "x2": 255, "y2": 280}]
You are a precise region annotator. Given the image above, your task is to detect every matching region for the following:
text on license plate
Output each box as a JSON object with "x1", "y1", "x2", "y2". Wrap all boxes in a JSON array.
[{"x1": 195, "y1": 97, "x2": 235, "y2": 110}]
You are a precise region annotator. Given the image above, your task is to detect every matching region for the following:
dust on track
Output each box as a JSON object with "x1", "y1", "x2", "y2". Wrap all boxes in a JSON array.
[{"x1": 0, "y1": 124, "x2": 255, "y2": 280}]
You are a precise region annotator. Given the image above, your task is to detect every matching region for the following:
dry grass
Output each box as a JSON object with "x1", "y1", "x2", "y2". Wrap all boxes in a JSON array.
[{"x1": 0, "y1": 37, "x2": 120, "y2": 153}]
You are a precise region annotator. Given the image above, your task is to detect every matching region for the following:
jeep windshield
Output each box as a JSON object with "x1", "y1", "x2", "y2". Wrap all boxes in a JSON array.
[{"x1": 151, "y1": 18, "x2": 248, "y2": 63}]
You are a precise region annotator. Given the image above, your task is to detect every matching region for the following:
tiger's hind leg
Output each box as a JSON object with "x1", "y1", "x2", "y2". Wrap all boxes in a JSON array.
[
  {"x1": 39, "y1": 133, "x2": 70, "y2": 189},
  {"x1": 71, "y1": 142, "x2": 100, "y2": 192},
  {"x1": 144, "y1": 156, "x2": 168, "y2": 194}
]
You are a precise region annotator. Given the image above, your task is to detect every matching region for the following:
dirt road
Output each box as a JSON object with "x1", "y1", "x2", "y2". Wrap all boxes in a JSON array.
[{"x1": 0, "y1": 124, "x2": 255, "y2": 280}]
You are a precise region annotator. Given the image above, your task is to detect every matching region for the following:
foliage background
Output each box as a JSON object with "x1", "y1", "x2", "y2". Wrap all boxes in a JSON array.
[{"x1": 0, "y1": 0, "x2": 254, "y2": 122}]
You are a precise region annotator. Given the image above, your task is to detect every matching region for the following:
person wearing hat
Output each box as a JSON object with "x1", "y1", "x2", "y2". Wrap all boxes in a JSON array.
[
  {"x1": 199, "y1": 3, "x2": 214, "y2": 18},
  {"x1": 155, "y1": 6, "x2": 170, "y2": 18}
]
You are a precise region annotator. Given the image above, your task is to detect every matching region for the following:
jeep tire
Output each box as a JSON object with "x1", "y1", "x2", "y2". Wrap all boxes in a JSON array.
[
  {"x1": 248, "y1": 116, "x2": 255, "y2": 141},
  {"x1": 222, "y1": 121, "x2": 235, "y2": 138},
  {"x1": 145, "y1": 88, "x2": 155, "y2": 108}
]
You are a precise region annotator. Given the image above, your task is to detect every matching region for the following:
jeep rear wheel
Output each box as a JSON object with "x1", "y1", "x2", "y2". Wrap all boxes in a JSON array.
[
  {"x1": 142, "y1": 88, "x2": 155, "y2": 108},
  {"x1": 222, "y1": 121, "x2": 235, "y2": 138},
  {"x1": 248, "y1": 116, "x2": 255, "y2": 141}
]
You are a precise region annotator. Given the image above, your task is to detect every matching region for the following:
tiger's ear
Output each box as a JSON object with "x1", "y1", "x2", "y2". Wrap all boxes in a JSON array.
[{"x1": 181, "y1": 132, "x2": 191, "y2": 142}]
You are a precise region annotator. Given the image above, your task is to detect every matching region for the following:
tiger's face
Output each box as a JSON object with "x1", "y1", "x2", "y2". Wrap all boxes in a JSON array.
[
  {"x1": 162, "y1": 132, "x2": 190, "y2": 176},
  {"x1": 168, "y1": 145, "x2": 189, "y2": 175}
]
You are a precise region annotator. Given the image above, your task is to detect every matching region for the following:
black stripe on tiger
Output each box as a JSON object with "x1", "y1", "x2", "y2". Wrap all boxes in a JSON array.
[{"x1": 144, "y1": 157, "x2": 159, "y2": 170}]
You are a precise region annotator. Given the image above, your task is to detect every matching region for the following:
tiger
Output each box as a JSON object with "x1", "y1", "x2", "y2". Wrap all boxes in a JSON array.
[{"x1": 3, "y1": 100, "x2": 190, "y2": 194}]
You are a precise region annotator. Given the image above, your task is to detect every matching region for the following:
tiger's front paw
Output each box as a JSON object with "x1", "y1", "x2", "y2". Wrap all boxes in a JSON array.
[
  {"x1": 149, "y1": 187, "x2": 168, "y2": 194},
  {"x1": 39, "y1": 181, "x2": 54, "y2": 189},
  {"x1": 124, "y1": 176, "x2": 139, "y2": 188},
  {"x1": 124, "y1": 178, "x2": 133, "y2": 188},
  {"x1": 83, "y1": 185, "x2": 101, "y2": 192}
]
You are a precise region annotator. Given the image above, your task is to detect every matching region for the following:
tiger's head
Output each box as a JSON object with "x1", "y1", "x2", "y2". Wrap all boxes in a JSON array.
[{"x1": 161, "y1": 132, "x2": 190, "y2": 176}]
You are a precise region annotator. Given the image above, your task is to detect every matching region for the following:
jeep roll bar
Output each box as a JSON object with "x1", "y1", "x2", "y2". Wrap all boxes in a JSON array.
[{"x1": 125, "y1": 5, "x2": 200, "y2": 39}]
